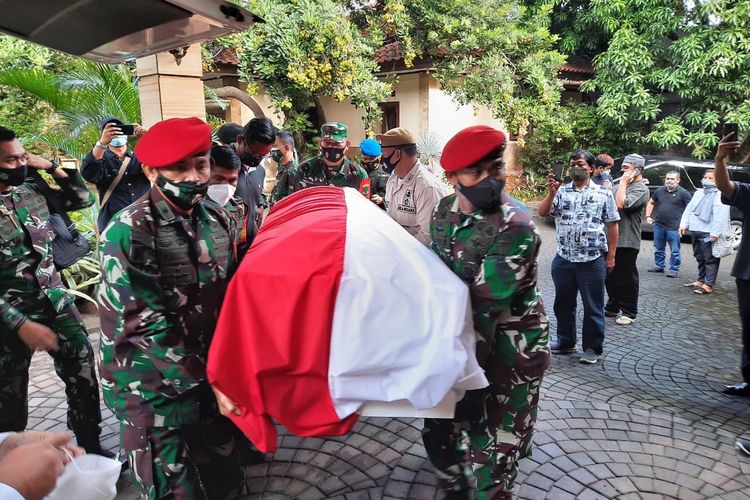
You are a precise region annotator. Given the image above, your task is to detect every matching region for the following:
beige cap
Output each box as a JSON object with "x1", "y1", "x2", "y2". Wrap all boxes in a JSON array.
[{"x1": 376, "y1": 127, "x2": 416, "y2": 147}]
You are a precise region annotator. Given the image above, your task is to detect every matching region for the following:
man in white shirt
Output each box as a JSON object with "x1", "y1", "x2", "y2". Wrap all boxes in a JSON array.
[
  {"x1": 379, "y1": 128, "x2": 448, "y2": 246},
  {"x1": 0, "y1": 431, "x2": 82, "y2": 499}
]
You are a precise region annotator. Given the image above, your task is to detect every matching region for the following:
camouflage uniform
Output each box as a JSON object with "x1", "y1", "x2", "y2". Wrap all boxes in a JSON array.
[
  {"x1": 205, "y1": 194, "x2": 249, "y2": 269},
  {"x1": 269, "y1": 160, "x2": 298, "y2": 208},
  {"x1": 292, "y1": 156, "x2": 370, "y2": 195},
  {"x1": 425, "y1": 193, "x2": 550, "y2": 499},
  {"x1": 0, "y1": 168, "x2": 101, "y2": 434},
  {"x1": 98, "y1": 186, "x2": 245, "y2": 499}
]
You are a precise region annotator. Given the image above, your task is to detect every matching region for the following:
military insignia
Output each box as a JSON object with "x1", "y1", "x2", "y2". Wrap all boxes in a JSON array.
[{"x1": 359, "y1": 178, "x2": 371, "y2": 197}]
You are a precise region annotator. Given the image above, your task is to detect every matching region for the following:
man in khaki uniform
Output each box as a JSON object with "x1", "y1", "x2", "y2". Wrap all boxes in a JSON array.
[{"x1": 379, "y1": 128, "x2": 448, "y2": 246}]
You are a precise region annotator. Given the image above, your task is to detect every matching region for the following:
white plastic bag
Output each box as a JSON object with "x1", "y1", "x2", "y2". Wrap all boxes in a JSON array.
[
  {"x1": 45, "y1": 453, "x2": 121, "y2": 500},
  {"x1": 712, "y1": 232, "x2": 734, "y2": 258}
]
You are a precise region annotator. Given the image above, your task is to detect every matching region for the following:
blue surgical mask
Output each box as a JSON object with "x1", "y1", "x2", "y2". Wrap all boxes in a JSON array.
[
  {"x1": 702, "y1": 179, "x2": 716, "y2": 188},
  {"x1": 110, "y1": 135, "x2": 127, "y2": 148}
]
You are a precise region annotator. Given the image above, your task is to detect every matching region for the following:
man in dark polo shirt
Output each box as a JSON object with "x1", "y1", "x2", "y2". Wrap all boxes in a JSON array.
[
  {"x1": 645, "y1": 171, "x2": 693, "y2": 277},
  {"x1": 715, "y1": 134, "x2": 750, "y2": 398}
]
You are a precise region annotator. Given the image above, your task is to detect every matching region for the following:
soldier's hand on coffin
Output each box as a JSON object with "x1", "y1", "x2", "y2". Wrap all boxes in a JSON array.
[
  {"x1": 212, "y1": 385, "x2": 241, "y2": 416},
  {"x1": 18, "y1": 320, "x2": 59, "y2": 352}
]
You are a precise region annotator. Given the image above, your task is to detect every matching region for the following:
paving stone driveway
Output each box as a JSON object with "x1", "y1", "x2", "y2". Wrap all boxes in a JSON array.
[{"x1": 25, "y1": 214, "x2": 750, "y2": 499}]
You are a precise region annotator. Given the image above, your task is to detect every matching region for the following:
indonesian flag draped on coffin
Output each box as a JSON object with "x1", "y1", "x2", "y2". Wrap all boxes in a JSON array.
[{"x1": 207, "y1": 186, "x2": 488, "y2": 453}]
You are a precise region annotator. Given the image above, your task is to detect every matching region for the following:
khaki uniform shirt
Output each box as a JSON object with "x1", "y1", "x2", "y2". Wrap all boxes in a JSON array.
[
  {"x1": 385, "y1": 161, "x2": 448, "y2": 246},
  {"x1": 261, "y1": 156, "x2": 277, "y2": 197}
]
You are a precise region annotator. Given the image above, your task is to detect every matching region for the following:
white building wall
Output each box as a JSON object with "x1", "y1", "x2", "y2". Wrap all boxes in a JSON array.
[{"x1": 427, "y1": 78, "x2": 506, "y2": 147}]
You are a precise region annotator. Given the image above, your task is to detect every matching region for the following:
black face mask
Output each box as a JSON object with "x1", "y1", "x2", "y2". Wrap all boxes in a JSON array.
[
  {"x1": 457, "y1": 176, "x2": 505, "y2": 211},
  {"x1": 322, "y1": 147, "x2": 345, "y2": 165},
  {"x1": 381, "y1": 150, "x2": 399, "y2": 174},
  {"x1": 240, "y1": 152, "x2": 264, "y2": 168},
  {"x1": 0, "y1": 165, "x2": 27, "y2": 186}
]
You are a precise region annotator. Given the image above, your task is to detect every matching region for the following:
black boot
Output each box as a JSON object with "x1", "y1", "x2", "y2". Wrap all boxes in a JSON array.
[{"x1": 73, "y1": 425, "x2": 116, "y2": 459}]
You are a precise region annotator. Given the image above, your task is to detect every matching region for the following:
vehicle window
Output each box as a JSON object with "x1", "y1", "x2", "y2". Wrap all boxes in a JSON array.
[
  {"x1": 643, "y1": 163, "x2": 681, "y2": 187},
  {"x1": 730, "y1": 169, "x2": 750, "y2": 184},
  {"x1": 685, "y1": 166, "x2": 706, "y2": 188}
]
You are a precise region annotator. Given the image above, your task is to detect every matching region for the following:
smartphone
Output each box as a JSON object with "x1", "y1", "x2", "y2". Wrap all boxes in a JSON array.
[
  {"x1": 552, "y1": 161, "x2": 565, "y2": 181},
  {"x1": 118, "y1": 124, "x2": 136, "y2": 135},
  {"x1": 723, "y1": 122, "x2": 739, "y2": 141}
]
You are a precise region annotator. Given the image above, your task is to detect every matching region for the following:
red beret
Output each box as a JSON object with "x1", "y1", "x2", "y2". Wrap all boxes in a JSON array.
[
  {"x1": 441, "y1": 125, "x2": 507, "y2": 172},
  {"x1": 135, "y1": 117, "x2": 212, "y2": 168}
]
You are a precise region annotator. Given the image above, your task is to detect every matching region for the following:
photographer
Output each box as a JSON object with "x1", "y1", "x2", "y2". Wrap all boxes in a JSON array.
[
  {"x1": 714, "y1": 132, "x2": 750, "y2": 397},
  {"x1": 81, "y1": 116, "x2": 148, "y2": 231}
]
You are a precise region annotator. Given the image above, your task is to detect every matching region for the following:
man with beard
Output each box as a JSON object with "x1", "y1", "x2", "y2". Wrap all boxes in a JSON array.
[
  {"x1": 538, "y1": 150, "x2": 620, "y2": 365},
  {"x1": 359, "y1": 138, "x2": 389, "y2": 208},
  {"x1": 293, "y1": 122, "x2": 370, "y2": 195},
  {"x1": 98, "y1": 118, "x2": 245, "y2": 498},
  {"x1": 234, "y1": 118, "x2": 275, "y2": 246}
]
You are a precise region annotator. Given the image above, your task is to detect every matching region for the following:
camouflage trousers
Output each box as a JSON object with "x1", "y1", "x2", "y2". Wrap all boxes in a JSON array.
[
  {"x1": 121, "y1": 409, "x2": 246, "y2": 499},
  {"x1": 422, "y1": 378, "x2": 543, "y2": 500},
  {"x1": 0, "y1": 302, "x2": 101, "y2": 432}
]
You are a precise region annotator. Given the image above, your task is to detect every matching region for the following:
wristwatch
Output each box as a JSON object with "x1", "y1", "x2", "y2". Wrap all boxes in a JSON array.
[
  {"x1": 95, "y1": 141, "x2": 108, "y2": 150},
  {"x1": 45, "y1": 160, "x2": 59, "y2": 173}
]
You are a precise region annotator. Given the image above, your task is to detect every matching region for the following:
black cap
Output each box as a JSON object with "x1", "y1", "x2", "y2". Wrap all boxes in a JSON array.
[{"x1": 100, "y1": 115, "x2": 123, "y2": 131}]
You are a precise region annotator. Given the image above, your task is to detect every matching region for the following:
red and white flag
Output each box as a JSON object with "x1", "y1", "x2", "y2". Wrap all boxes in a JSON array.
[{"x1": 207, "y1": 186, "x2": 487, "y2": 453}]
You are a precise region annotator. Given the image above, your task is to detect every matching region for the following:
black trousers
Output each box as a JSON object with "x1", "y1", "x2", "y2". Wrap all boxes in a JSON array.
[
  {"x1": 605, "y1": 247, "x2": 640, "y2": 319},
  {"x1": 738, "y1": 278, "x2": 750, "y2": 384},
  {"x1": 690, "y1": 231, "x2": 720, "y2": 286}
]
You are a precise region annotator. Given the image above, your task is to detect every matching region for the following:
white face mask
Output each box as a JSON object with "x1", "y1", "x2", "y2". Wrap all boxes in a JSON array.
[{"x1": 207, "y1": 183, "x2": 236, "y2": 206}]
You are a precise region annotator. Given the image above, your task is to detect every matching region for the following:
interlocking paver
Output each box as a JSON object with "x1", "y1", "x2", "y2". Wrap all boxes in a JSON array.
[{"x1": 20, "y1": 212, "x2": 750, "y2": 498}]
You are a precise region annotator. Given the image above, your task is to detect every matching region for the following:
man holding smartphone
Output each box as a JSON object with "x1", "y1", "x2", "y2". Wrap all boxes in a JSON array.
[
  {"x1": 714, "y1": 127, "x2": 750, "y2": 398},
  {"x1": 539, "y1": 150, "x2": 620, "y2": 365},
  {"x1": 81, "y1": 116, "x2": 149, "y2": 231}
]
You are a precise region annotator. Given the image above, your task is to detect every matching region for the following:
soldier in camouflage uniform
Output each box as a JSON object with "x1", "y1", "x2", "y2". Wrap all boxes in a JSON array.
[
  {"x1": 98, "y1": 118, "x2": 245, "y2": 499},
  {"x1": 292, "y1": 122, "x2": 371, "y2": 196},
  {"x1": 0, "y1": 126, "x2": 112, "y2": 456},
  {"x1": 268, "y1": 131, "x2": 298, "y2": 208},
  {"x1": 424, "y1": 126, "x2": 550, "y2": 499},
  {"x1": 206, "y1": 144, "x2": 249, "y2": 267},
  {"x1": 359, "y1": 138, "x2": 389, "y2": 209}
]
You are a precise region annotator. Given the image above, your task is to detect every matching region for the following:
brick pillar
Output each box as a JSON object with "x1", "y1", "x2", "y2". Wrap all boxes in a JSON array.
[{"x1": 136, "y1": 44, "x2": 206, "y2": 128}]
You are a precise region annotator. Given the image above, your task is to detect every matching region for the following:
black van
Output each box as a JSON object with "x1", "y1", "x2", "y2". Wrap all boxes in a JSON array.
[{"x1": 611, "y1": 156, "x2": 748, "y2": 249}]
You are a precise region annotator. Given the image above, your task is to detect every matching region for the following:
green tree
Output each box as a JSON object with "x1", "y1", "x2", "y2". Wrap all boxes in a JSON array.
[
  {"x1": 543, "y1": 0, "x2": 750, "y2": 159},
  {"x1": 225, "y1": 0, "x2": 390, "y2": 142},
  {"x1": 0, "y1": 36, "x2": 64, "y2": 152},
  {"x1": 354, "y1": 0, "x2": 567, "y2": 139},
  {"x1": 0, "y1": 60, "x2": 140, "y2": 159}
]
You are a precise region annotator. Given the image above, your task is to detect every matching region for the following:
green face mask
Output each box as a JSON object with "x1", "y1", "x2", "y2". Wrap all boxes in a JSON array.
[{"x1": 156, "y1": 174, "x2": 208, "y2": 210}]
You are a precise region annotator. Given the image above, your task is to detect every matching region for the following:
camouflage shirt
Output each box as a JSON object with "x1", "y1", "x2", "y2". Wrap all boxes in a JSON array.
[
  {"x1": 269, "y1": 161, "x2": 298, "y2": 208},
  {"x1": 98, "y1": 186, "x2": 232, "y2": 427},
  {"x1": 0, "y1": 169, "x2": 94, "y2": 334},
  {"x1": 430, "y1": 193, "x2": 550, "y2": 387},
  {"x1": 292, "y1": 156, "x2": 370, "y2": 195},
  {"x1": 205, "y1": 194, "x2": 248, "y2": 270}
]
